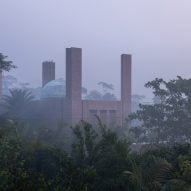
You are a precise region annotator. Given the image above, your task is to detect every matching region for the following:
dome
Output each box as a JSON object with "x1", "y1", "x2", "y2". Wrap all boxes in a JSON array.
[{"x1": 41, "y1": 78, "x2": 66, "y2": 99}]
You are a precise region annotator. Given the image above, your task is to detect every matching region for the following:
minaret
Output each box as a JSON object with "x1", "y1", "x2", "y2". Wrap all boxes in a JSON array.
[
  {"x1": 66, "y1": 47, "x2": 82, "y2": 125},
  {"x1": 42, "y1": 61, "x2": 55, "y2": 87},
  {"x1": 121, "y1": 54, "x2": 132, "y2": 123}
]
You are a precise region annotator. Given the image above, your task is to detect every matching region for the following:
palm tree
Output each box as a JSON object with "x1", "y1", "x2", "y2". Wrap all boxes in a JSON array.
[
  {"x1": 127, "y1": 155, "x2": 172, "y2": 191},
  {"x1": 3, "y1": 89, "x2": 34, "y2": 120}
]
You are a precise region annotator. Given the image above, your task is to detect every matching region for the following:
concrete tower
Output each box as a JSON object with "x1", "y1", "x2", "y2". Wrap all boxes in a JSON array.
[
  {"x1": 121, "y1": 54, "x2": 132, "y2": 123},
  {"x1": 66, "y1": 47, "x2": 82, "y2": 125},
  {"x1": 0, "y1": 70, "x2": 2, "y2": 99},
  {"x1": 42, "y1": 61, "x2": 55, "y2": 87}
]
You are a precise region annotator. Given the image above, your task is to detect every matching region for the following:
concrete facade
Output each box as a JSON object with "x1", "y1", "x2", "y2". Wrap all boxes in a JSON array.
[
  {"x1": 0, "y1": 47, "x2": 132, "y2": 127},
  {"x1": 40, "y1": 47, "x2": 132, "y2": 127},
  {"x1": 42, "y1": 61, "x2": 55, "y2": 87},
  {"x1": 66, "y1": 48, "x2": 82, "y2": 124},
  {"x1": 0, "y1": 70, "x2": 2, "y2": 100},
  {"x1": 121, "y1": 54, "x2": 132, "y2": 125}
]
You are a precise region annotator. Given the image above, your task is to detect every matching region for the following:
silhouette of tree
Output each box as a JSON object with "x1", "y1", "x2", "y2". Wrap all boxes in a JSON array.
[
  {"x1": 0, "y1": 53, "x2": 16, "y2": 72},
  {"x1": 130, "y1": 76, "x2": 191, "y2": 143},
  {"x1": 3, "y1": 89, "x2": 34, "y2": 120}
]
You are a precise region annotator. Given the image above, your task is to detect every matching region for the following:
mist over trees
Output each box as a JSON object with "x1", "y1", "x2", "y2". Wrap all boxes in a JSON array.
[
  {"x1": 3, "y1": 89, "x2": 34, "y2": 121},
  {"x1": 1, "y1": 53, "x2": 191, "y2": 190},
  {"x1": 0, "y1": 115, "x2": 191, "y2": 191},
  {"x1": 2, "y1": 75, "x2": 118, "y2": 101},
  {"x1": 130, "y1": 76, "x2": 191, "y2": 143}
]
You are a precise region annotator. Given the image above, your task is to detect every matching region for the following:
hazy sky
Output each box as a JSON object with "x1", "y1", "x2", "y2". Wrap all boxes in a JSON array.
[{"x1": 1, "y1": 0, "x2": 191, "y2": 100}]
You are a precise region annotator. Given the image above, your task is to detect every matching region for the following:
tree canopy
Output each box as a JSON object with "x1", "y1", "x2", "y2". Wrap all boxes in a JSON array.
[
  {"x1": 130, "y1": 76, "x2": 191, "y2": 143},
  {"x1": 3, "y1": 89, "x2": 35, "y2": 120},
  {"x1": 1, "y1": 75, "x2": 191, "y2": 190},
  {"x1": 0, "y1": 53, "x2": 16, "y2": 72}
]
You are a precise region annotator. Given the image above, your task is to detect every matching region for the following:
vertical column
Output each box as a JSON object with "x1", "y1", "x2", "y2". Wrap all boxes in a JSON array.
[
  {"x1": 66, "y1": 47, "x2": 82, "y2": 125},
  {"x1": 42, "y1": 61, "x2": 55, "y2": 87},
  {"x1": 0, "y1": 70, "x2": 2, "y2": 100},
  {"x1": 121, "y1": 54, "x2": 132, "y2": 124}
]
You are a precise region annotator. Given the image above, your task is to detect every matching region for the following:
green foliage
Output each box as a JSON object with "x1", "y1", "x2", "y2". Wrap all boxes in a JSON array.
[
  {"x1": 130, "y1": 76, "x2": 191, "y2": 143},
  {"x1": 0, "y1": 115, "x2": 191, "y2": 190},
  {"x1": 131, "y1": 155, "x2": 172, "y2": 191},
  {"x1": 0, "y1": 53, "x2": 16, "y2": 72},
  {"x1": 72, "y1": 120, "x2": 131, "y2": 191},
  {"x1": 0, "y1": 123, "x2": 29, "y2": 190},
  {"x1": 3, "y1": 89, "x2": 35, "y2": 120}
]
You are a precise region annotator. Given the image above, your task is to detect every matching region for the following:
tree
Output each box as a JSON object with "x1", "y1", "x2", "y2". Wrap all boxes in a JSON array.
[
  {"x1": 0, "y1": 122, "x2": 30, "y2": 191},
  {"x1": 0, "y1": 53, "x2": 16, "y2": 72},
  {"x1": 142, "y1": 144, "x2": 191, "y2": 191},
  {"x1": 0, "y1": 114, "x2": 191, "y2": 190},
  {"x1": 127, "y1": 155, "x2": 171, "y2": 191},
  {"x1": 98, "y1": 81, "x2": 117, "y2": 100},
  {"x1": 85, "y1": 90, "x2": 102, "y2": 100},
  {"x1": 98, "y1": 81, "x2": 114, "y2": 93},
  {"x1": 131, "y1": 94, "x2": 145, "y2": 112},
  {"x1": 71, "y1": 120, "x2": 132, "y2": 191},
  {"x1": 85, "y1": 83, "x2": 117, "y2": 101},
  {"x1": 130, "y1": 76, "x2": 191, "y2": 143},
  {"x1": 3, "y1": 89, "x2": 34, "y2": 120}
]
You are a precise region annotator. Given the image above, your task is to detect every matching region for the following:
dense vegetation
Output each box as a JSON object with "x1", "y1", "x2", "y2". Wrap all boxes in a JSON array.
[
  {"x1": 130, "y1": 76, "x2": 191, "y2": 143},
  {"x1": 0, "y1": 115, "x2": 191, "y2": 191},
  {"x1": 1, "y1": 54, "x2": 191, "y2": 190}
]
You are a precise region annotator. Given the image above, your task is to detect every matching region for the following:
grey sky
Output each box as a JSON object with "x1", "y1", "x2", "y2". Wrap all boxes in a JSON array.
[{"x1": 1, "y1": 0, "x2": 191, "y2": 100}]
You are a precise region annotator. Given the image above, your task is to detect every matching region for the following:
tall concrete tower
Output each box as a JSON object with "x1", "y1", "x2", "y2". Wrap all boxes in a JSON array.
[
  {"x1": 42, "y1": 61, "x2": 55, "y2": 87},
  {"x1": 121, "y1": 54, "x2": 132, "y2": 123},
  {"x1": 66, "y1": 47, "x2": 82, "y2": 125},
  {"x1": 0, "y1": 70, "x2": 2, "y2": 100}
]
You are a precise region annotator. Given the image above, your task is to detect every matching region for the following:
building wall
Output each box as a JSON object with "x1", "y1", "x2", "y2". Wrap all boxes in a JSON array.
[
  {"x1": 39, "y1": 47, "x2": 132, "y2": 127},
  {"x1": 121, "y1": 54, "x2": 132, "y2": 125},
  {"x1": 0, "y1": 47, "x2": 132, "y2": 128},
  {"x1": 37, "y1": 98, "x2": 70, "y2": 127},
  {"x1": 82, "y1": 100, "x2": 122, "y2": 126},
  {"x1": 37, "y1": 99, "x2": 125, "y2": 127},
  {"x1": 42, "y1": 61, "x2": 55, "y2": 87},
  {"x1": 0, "y1": 71, "x2": 2, "y2": 100},
  {"x1": 66, "y1": 48, "x2": 82, "y2": 125}
]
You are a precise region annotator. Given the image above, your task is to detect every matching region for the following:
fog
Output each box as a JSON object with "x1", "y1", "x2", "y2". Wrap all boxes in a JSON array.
[
  {"x1": 1, "y1": 0, "x2": 191, "y2": 100},
  {"x1": 1, "y1": 2, "x2": 191, "y2": 189}
]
